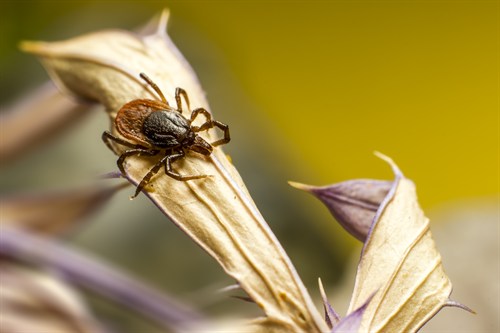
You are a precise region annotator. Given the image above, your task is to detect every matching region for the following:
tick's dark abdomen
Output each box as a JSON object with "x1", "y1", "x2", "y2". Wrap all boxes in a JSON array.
[{"x1": 142, "y1": 110, "x2": 193, "y2": 148}]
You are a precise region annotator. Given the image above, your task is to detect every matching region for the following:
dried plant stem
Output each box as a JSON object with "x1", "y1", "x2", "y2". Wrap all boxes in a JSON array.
[{"x1": 0, "y1": 226, "x2": 205, "y2": 332}]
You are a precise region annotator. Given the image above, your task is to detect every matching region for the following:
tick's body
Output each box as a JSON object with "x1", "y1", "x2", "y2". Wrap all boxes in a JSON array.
[
  {"x1": 102, "y1": 73, "x2": 230, "y2": 198},
  {"x1": 143, "y1": 111, "x2": 193, "y2": 148}
]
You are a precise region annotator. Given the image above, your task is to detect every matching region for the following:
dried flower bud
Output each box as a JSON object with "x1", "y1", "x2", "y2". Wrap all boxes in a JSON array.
[
  {"x1": 289, "y1": 179, "x2": 392, "y2": 241},
  {"x1": 348, "y1": 154, "x2": 465, "y2": 332},
  {"x1": 293, "y1": 153, "x2": 471, "y2": 332}
]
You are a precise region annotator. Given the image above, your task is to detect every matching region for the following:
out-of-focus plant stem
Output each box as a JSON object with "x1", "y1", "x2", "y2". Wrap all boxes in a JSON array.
[{"x1": 0, "y1": 226, "x2": 206, "y2": 332}]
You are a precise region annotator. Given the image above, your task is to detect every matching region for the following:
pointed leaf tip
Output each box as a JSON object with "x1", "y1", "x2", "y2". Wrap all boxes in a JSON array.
[
  {"x1": 288, "y1": 180, "x2": 315, "y2": 192},
  {"x1": 157, "y1": 8, "x2": 170, "y2": 33},
  {"x1": 138, "y1": 8, "x2": 170, "y2": 37},
  {"x1": 318, "y1": 278, "x2": 340, "y2": 329},
  {"x1": 18, "y1": 40, "x2": 37, "y2": 52},
  {"x1": 19, "y1": 40, "x2": 53, "y2": 56},
  {"x1": 373, "y1": 151, "x2": 403, "y2": 178},
  {"x1": 446, "y1": 299, "x2": 476, "y2": 314}
]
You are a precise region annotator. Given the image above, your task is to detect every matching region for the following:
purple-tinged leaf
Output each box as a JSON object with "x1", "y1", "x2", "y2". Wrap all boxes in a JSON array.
[
  {"x1": 318, "y1": 278, "x2": 340, "y2": 329},
  {"x1": 289, "y1": 179, "x2": 392, "y2": 241},
  {"x1": 332, "y1": 293, "x2": 374, "y2": 333},
  {"x1": 0, "y1": 182, "x2": 127, "y2": 235}
]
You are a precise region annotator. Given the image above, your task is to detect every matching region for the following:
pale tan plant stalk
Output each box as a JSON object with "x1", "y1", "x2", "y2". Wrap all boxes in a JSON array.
[{"x1": 21, "y1": 10, "x2": 327, "y2": 332}]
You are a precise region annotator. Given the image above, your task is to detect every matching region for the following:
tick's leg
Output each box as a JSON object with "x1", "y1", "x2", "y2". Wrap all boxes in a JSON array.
[
  {"x1": 132, "y1": 153, "x2": 166, "y2": 198},
  {"x1": 210, "y1": 120, "x2": 231, "y2": 146},
  {"x1": 195, "y1": 120, "x2": 230, "y2": 146},
  {"x1": 102, "y1": 131, "x2": 149, "y2": 152},
  {"x1": 165, "y1": 150, "x2": 210, "y2": 181},
  {"x1": 117, "y1": 149, "x2": 159, "y2": 177},
  {"x1": 190, "y1": 107, "x2": 212, "y2": 132},
  {"x1": 139, "y1": 73, "x2": 168, "y2": 105},
  {"x1": 175, "y1": 88, "x2": 190, "y2": 114},
  {"x1": 189, "y1": 110, "x2": 230, "y2": 146}
]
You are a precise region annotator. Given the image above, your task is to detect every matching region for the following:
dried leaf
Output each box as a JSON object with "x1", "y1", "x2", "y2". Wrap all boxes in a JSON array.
[
  {"x1": 289, "y1": 179, "x2": 392, "y2": 241},
  {"x1": 347, "y1": 153, "x2": 456, "y2": 332},
  {"x1": 0, "y1": 182, "x2": 127, "y2": 235},
  {"x1": 0, "y1": 262, "x2": 107, "y2": 333},
  {"x1": 22, "y1": 10, "x2": 326, "y2": 332},
  {"x1": 0, "y1": 81, "x2": 95, "y2": 164}
]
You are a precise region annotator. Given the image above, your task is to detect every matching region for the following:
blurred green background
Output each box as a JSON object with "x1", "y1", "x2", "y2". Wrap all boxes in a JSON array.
[{"x1": 1, "y1": 0, "x2": 498, "y2": 332}]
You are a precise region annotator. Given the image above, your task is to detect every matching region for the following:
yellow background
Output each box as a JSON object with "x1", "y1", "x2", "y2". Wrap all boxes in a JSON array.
[
  {"x1": 2, "y1": 1, "x2": 497, "y2": 207},
  {"x1": 1, "y1": 1, "x2": 498, "y2": 331}
]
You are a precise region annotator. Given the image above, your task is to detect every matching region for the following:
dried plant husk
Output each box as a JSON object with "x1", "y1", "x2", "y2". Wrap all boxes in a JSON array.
[
  {"x1": 21, "y1": 10, "x2": 326, "y2": 332},
  {"x1": 291, "y1": 153, "x2": 470, "y2": 332},
  {"x1": 0, "y1": 226, "x2": 206, "y2": 331},
  {"x1": 289, "y1": 179, "x2": 392, "y2": 241},
  {"x1": 0, "y1": 261, "x2": 107, "y2": 333},
  {"x1": 347, "y1": 154, "x2": 457, "y2": 332}
]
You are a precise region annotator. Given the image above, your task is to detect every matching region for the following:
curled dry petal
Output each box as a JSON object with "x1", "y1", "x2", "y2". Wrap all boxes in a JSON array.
[
  {"x1": 0, "y1": 81, "x2": 95, "y2": 164},
  {"x1": 347, "y1": 153, "x2": 459, "y2": 332},
  {"x1": 0, "y1": 182, "x2": 127, "y2": 236},
  {"x1": 21, "y1": 10, "x2": 326, "y2": 332},
  {"x1": 289, "y1": 180, "x2": 392, "y2": 242},
  {"x1": 0, "y1": 262, "x2": 107, "y2": 333}
]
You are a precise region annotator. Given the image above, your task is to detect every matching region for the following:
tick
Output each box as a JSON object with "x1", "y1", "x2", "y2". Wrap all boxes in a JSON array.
[{"x1": 102, "y1": 73, "x2": 230, "y2": 198}]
